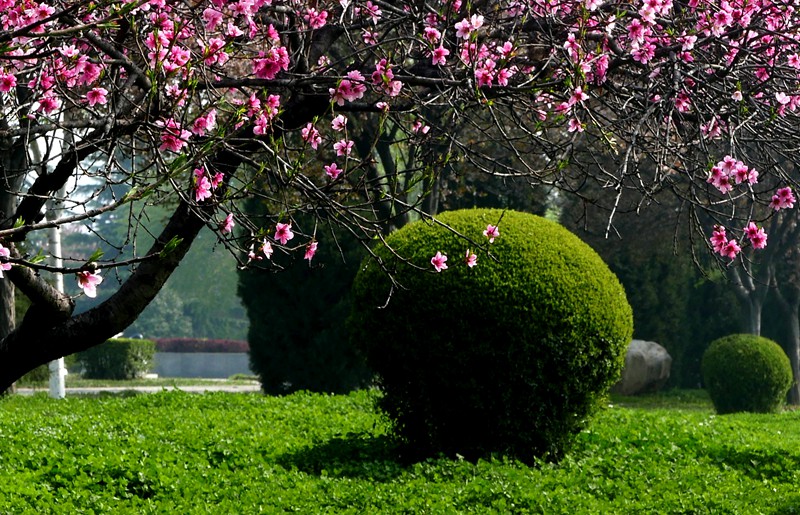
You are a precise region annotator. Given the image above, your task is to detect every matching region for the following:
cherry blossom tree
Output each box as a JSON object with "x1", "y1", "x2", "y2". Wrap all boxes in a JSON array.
[{"x1": 2, "y1": 0, "x2": 800, "y2": 391}]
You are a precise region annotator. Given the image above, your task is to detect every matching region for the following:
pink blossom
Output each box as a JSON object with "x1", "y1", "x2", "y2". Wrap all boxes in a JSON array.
[
  {"x1": 569, "y1": 86, "x2": 589, "y2": 105},
  {"x1": 203, "y1": 8, "x2": 223, "y2": 30},
  {"x1": 362, "y1": 1, "x2": 382, "y2": 24},
  {"x1": 77, "y1": 270, "x2": 103, "y2": 298},
  {"x1": 221, "y1": 213, "x2": 235, "y2": 234},
  {"x1": 720, "y1": 239, "x2": 741, "y2": 260},
  {"x1": 86, "y1": 87, "x2": 108, "y2": 106},
  {"x1": 333, "y1": 139, "x2": 354, "y2": 156},
  {"x1": 432, "y1": 46, "x2": 450, "y2": 65},
  {"x1": 744, "y1": 222, "x2": 767, "y2": 249},
  {"x1": 37, "y1": 94, "x2": 61, "y2": 114},
  {"x1": 304, "y1": 8, "x2": 328, "y2": 29},
  {"x1": 568, "y1": 118, "x2": 584, "y2": 133},
  {"x1": 710, "y1": 226, "x2": 727, "y2": 253},
  {"x1": 770, "y1": 187, "x2": 796, "y2": 210},
  {"x1": 247, "y1": 245, "x2": 261, "y2": 262},
  {"x1": 301, "y1": 123, "x2": 322, "y2": 149},
  {"x1": 431, "y1": 251, "x2": 448, "y2": 272},
  {"x1": 423, "y1": 27, "x2": 441, "y2": 44},
  {"x1": 776, "y1": 92, "x2": 792, "y2": 105},
  {"x1": 465, "y1": 249, "x2": 477, "y2": 268},
  {"x1": 483, "y1": 224, "x2": 500, "y2": 243},
  {"x1": 195, "y1": 175, "x2": 212, "y2": 202},
  {"x1": 331, "y1": 115, "x2": 347, "y2": 131},
  {"x1": 262, "y1": 240, "x2": 274, "y2": 259},
  {"x1": 158, "y1": 119, "x2": 191, "y2": 153},
  {"x1": 329, "y1": 71, "x2": 367, "y2": 105},
  {"x1": 324, "y1": 162, "x2": 343, "y2": 180},
  {"x1": 304, "y1": 241, "x2": 318, "y2": 261},
  {"x1": 0, "y1": 73, "x2": 16, "y2": 93},
  {"x1": 252, "y1": 47, "x2": 290, "y2": 80},
  {"x1": 275, "y1": 222, "x2": 294, "y2": 245},
  {"x1": 192, "y1": 109, "x2": 217, "y2": 136},
  {"x1": 0, "y1": 243, "x2": 11, "y2": 278},
  {"x1": 412, "y1": 121, "x2": 430, "y2": 134}
]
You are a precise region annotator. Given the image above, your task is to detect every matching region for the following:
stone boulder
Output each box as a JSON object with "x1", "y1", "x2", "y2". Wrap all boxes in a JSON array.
[{"x1": 612, "y1": 339, "x2": 672, "y2": 395}]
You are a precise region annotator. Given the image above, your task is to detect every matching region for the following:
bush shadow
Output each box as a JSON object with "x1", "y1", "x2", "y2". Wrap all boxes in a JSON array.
[
  {"x1": 770, "y1": 494, "x2": 800, "y2": 515},
  {"x1": 703, "y1": 445, "x2": 800, "y2": 482},
  {"x1": 275, "y1": 433, "x2": 412, "y2": 481}
]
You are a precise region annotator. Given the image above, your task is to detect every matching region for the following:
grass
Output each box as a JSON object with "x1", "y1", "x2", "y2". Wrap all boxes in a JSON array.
[{"x1": 1, "y1": 389, "x2": 800, "y2": 513}]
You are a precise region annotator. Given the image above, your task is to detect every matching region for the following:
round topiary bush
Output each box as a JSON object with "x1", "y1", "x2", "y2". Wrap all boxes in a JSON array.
[
  {"x1": 349, "y1": 209, "x2": 633, "y2": 462},
  {"x1": 702, "y1": 334, "x2": 793, "y2": 414}
]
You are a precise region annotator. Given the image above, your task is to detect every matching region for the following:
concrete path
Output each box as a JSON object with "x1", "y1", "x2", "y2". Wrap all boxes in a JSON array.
[{"x1": 15, "y1": 384, "x2": 262, "y2": 396}]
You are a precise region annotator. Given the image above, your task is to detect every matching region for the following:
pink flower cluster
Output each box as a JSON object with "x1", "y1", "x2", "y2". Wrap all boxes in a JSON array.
[
  {"x1": 371, "y1": 59, "x2": 403, "y2": 97},
  {"x1": 710, "y1": 222, "x2": 768, "y2": 260},
  {"x1": 707, "y1": 156, "x2": 758, "y2": 194},
  {"x1": 330, "y1": 71, "x2": 368, "y2": 105},
  {"x1": 158, "y1": 119, "x2": 192, "y2": 153},
  {"x1": 193, "y1": 167, "x2": 224, "y2": 202},
  {"x1": 770, "y1": 187, "x2": 796, "y2": 211}
]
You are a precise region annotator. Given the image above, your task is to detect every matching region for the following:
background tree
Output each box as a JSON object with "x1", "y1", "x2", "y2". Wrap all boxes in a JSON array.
[{"x1": 3, "y1": 0, "x2": 800, "y2": 391}]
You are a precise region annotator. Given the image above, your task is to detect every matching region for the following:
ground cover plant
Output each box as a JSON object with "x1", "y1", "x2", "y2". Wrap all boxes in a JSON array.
[{"x1": 2, "y1": 390, "x2": 800, "y2": 513}]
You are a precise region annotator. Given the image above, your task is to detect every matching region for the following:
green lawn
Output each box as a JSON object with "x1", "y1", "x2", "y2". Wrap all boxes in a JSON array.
[{"x1": 1, "y1": 389, "x2": 799, "y2": 513}]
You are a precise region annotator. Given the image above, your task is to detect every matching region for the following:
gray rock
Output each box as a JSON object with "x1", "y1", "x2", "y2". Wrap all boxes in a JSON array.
[{"x1": 613, "y1": 339, "x2": 672, "y2": 395}]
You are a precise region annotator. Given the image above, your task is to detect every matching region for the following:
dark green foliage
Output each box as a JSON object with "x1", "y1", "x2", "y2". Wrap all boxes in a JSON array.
[
  {"x1": 350, "y1": 209, "x2": 634, "y2": 462},
  {"x1": 76, "y1": 338, "x2": 156, "y2": 380},
  {"x1": 561, "y1": 202, "x2": 742, "y2": 389},
  {"x1": 605, "y1": 251, "x2": 741, "y2": 388},
  {"x1": 702, "y1": 334, "x2": 793, "y2": 414},
  {"x1": 154, "y1": 338, "x2": 249, "y2": 353},
  {"x1": 239, "y1": 217, "x2": 373, "y2": 395}
]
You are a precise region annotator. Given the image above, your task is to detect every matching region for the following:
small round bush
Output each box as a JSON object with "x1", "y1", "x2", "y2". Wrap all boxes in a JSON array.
[
  {"x1": 349, "y1": 209, "x2": 633, "y2": 462},
  {"x1": 702, "y1": 334, "x2": 793, "y2": 414}
]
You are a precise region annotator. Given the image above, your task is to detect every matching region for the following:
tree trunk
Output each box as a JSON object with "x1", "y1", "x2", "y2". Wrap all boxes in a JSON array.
[
  {"x1": 785, "y1": 307, "x2": 800, "y2": 405},
  {"x1": 0, "y1": 95, "x2": 30, "y2": 394},
  {"x1": 746, "y1": 297, "x2": 762, "y2": 336},
  {"x1": 0, "y1": 199, "x2": 206, "y2": 390}
]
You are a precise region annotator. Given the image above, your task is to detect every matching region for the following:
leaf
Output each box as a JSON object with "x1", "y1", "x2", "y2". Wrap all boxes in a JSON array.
[
  {"x1": 28, "y1": 249, "x2": 47, "y2": 264},
  {"x1": 86, "y1": 248, "x2": 104, "y2": 263},
  {"x1": 159, "y1": 236, "x2": 184, "y2": 258}
]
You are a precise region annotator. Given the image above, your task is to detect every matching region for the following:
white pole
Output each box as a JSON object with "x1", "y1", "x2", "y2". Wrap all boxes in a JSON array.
[
  {"x1": 47, "y1": 202, "x2": 67, "y2": 399},
  {"x1": 26, "y1": 132, "x2": 68, "y2": 398}
]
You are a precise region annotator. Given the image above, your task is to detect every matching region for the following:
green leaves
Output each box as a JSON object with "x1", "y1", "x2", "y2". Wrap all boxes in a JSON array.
[
  {"x1": 2, "y1": 390, "x2": 800, "y2": 512},
  {"x1": 158, "y1": 236, "x2": 184, "y2": 258}
]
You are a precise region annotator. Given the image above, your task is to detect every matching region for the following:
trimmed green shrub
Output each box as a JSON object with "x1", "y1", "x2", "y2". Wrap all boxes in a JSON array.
[
  {"x1": 154, "y1": 338, "x2": 249, "y2": 353},
  {"x1": 76, "y1": 338, "x2": 156, "y2": 380},
  {"x1": 349, "y1": 208, "x2": 633, "y2": 462},
  {"x1": 239, "y1": 211, "x2": 373, "y2": 395},
  {"x1": 702, "y1": 334, "x2": 793, "y2": 414}
]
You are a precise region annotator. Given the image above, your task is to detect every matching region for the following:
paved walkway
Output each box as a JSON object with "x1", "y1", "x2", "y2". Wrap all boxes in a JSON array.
[{"x1": 15, "y1": 384, "x2": 262, "y2": 396}]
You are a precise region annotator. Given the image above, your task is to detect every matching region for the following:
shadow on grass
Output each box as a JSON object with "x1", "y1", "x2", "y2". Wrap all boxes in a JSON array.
[
  {"x1": 771, "y1": 494, "x2": 800, "y2": 515},
  {"x1": 703, "y1": 445, "x2": 800, "y2": 482},
  {"x1": 276, "y1": 433, "x2": 411, "y2": 481}
]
